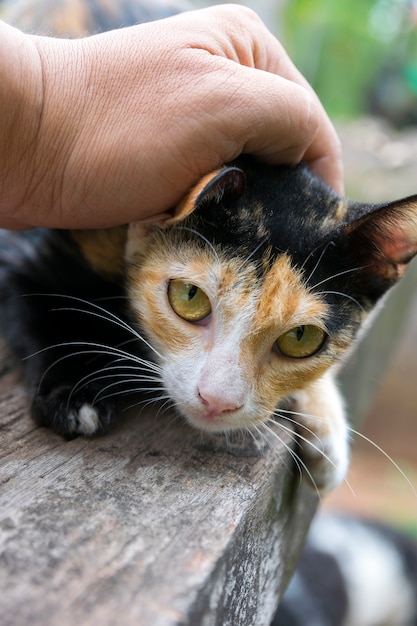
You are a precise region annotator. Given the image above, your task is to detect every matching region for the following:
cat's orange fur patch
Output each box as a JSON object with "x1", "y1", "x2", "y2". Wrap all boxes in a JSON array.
[
  {"x1": 333, "y1": 199, "x2": 349, "y2": 223},
  {"x1": 241, "y1": 255, "x2": 333, "y2": 418},
  {"x1": 253, "y1": 255, "x2": 328, "y2": 336},
  {"x1": 71, "y1": 227, "x2": 127, "y2": 278}
]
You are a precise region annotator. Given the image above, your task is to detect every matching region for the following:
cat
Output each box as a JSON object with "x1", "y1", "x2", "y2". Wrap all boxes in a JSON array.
[
  {"x1": 272, "y1": 513, "x2": 417, "y2": 626},
  {"x1": 1, "y1": 154, "x2": 417, "y2": 494},
  {"x1": 1, "y1": 0, "x2": 417, "y2": 499}
]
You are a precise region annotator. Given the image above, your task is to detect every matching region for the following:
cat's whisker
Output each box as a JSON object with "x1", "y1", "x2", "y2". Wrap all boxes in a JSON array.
[
  {"x1": 31, "y1": 342, "x2": 159, "y2": 398},
  {"x1": 93, "y1": 386, "x2": 167, "y2": 404},
  {"x1": 154, "y1": 398, "x2": 177, "y2": 420},
  {"x1": 75, "y1": 375, "x2": 163, "y2": 403},
  {"x1": 235, "y1": 239, "x2": 266, "y2": 274},
  {"x1": 116, "y1": 337, "x2": 142, "y2": 348},
  {"x1": 69, "y1": 366, "x2": 162, "y2": 394},
  {"x1": 277, "y1": 405, "x2": 327, "y2": 423},
  {"x1": 257, "y1": 421, "x2": 321, "y2": 498},
  {"x1": 109, "y1": 355, "x2": 161, "y2": 374},
  {"x1": 51, "y1": 301, "x2": 163, "y2": 361},
  {"x1": 347, "y1": 426, "x2": 417, "y2": 497},
  {"x1": 52, "y1": 305, "x2": 137, "y2": 337},
  {"x1": 270, "y1": 411, "x2": 324, "y2": 445},
  {"x1": 24, "y1": 292, "x2": 163, "y2": 361},
  {"x1": 304, "y1": 240, "x2": 335, "y2": 284},
  {"x1": 34, "y1": 342, "x2": 157, "y2": 370},
  {"x1": 125, "y1": 394, "x2": 175, "y2": 414},
  {"x1": 222, "y1": 429, "x2": 231, "y2": 451},
  {"x1": 94, "y1": 373, "x2": 163, "y2": 391},
  {"x1": 320, "y1": 290, "x2": 365, "y2": 312},
  {"x1": 255, "y1": 418, "x2": 312, "y2": 490},
  {"x1": 270, "y1": 413, "x2": 355, "y2": 497},
  {"x1": 67, "y1": 367, "x2": 163, "y2": 413},
  {"x1": 25, "y1": 340, "x2": 159, "y2": 368},
  {"x1": 25, "y1": 292, "x2": 134, "y2": 335},
  {"x1": 245, "y1": 425, "x2": 262, "y2": 447},
  {"x1": 118, "y1": 393, "x2": 174, "y2": 425},
  {"x1": 251, "y1": 424, "x2": 273, "y2": 449},
  {"x1": 251, "y1": 423, "x2": 293, "y2": 473},
  {"x1": 271, "y1": 415, "x2": 328, "y2": 463},
  {"x1": 235, "y1": 427, "x2": 251, "y2": 448},
  {"x1": 310, "y1": 266, "x2": 363, "y2": 290},
  {"x1": 278, "y1": 404, "x2": 415, "y2": 494},
  {"x1": 176, "y1": 226, "x2": 221, "y2": 265}
]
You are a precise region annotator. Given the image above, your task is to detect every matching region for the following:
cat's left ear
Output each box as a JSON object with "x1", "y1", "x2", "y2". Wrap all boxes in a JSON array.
[{"x1": 342, "y1": 195, "x2": 417, "y2": 298}]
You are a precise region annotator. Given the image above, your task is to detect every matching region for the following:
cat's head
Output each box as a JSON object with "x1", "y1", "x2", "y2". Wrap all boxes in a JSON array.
[{"x1": 125, "y1": 156, "x2": 417, "y2": 432}]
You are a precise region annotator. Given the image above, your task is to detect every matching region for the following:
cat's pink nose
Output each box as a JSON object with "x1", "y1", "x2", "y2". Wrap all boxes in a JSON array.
[{"x1": 198, "y1": 389, "x2": 242, "y2": 417}]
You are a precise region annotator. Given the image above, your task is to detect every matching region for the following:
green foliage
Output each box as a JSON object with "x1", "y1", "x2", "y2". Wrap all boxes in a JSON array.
[{"x1": 282, "y1": 0, "x2": 417, "y2": 119}]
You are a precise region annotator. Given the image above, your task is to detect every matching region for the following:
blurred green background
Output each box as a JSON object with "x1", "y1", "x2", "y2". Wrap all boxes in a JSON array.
[
  {"x1": 283, "y1": 0, "x2": 417, "y2": 124},
  {"x1": 202, "y1": 0, "x2": 417, "y2": 126}
]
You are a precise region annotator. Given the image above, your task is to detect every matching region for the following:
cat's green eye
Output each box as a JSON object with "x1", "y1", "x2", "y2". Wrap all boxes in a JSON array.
[
  {"x1": 168, "y1": 280, "x2": 211, "y2": 322},
  {"x1": 276, "y1": 325, "x2": 326, "y2": 358}
]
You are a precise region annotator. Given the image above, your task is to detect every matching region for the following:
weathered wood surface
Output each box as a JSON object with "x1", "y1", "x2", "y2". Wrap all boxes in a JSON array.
[{"x1": 0, "y1": 342, "x2": 317, "y2": 626}]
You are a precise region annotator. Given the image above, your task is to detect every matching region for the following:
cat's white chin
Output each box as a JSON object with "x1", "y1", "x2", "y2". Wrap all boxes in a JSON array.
[{"x1": 183, "y1": 407, "x2": 250, "y2": 433}]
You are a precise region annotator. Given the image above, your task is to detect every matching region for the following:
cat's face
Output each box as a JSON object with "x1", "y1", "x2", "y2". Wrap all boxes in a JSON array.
[
  {"x1": 126, "y1": 235, "x2": 339, "y2": 432},
  {"x1": 125, "y1": 157, "x2": 417, "y2": 433}
]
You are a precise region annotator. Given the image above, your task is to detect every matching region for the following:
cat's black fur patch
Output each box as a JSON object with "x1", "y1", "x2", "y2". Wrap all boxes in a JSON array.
[{"x1": 0, "y1": 228, "x2": 135, "y2": 436}]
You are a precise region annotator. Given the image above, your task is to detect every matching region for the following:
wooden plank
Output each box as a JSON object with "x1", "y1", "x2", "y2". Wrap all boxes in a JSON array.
[{"x1": 0, "y1": 344, "x2": 317, "y2": 626}]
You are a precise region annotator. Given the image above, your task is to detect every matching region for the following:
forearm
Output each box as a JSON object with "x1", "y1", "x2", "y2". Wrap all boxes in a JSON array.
[
  {"x1": 0, "y1": 21, "x2": 94, "y2": 229},
  {"x1": 0, "y1": 21, "x2": 44, "y2": 227}
]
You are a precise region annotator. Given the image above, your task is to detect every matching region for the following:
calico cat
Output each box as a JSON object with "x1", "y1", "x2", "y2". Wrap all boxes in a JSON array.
[
  {"x1": 1, "y1": 0, "x2": 417, "y2": 499},
  {"x1": 1, "y1": 155, "x2": 417, "y2": 494}
]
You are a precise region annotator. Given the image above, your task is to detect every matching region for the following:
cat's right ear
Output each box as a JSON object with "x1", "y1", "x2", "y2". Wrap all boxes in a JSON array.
[
  {"x1": 126, "y1": 166, "x2": 245, "y2": 258},
  {"x1": 129, "y1": 166, "x2": 245, "y2": 234},
  {"x1": 171, "y1": 166, "x2": 246, "y2": 224}
]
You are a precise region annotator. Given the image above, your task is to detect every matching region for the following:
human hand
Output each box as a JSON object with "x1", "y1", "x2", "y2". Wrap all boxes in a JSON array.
[{"x1": 0, "y1": 4, "x2": 343, "y2": 229}]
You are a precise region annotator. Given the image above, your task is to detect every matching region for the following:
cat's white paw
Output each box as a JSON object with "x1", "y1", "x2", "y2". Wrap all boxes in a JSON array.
[
  {"x1": 68, "y1": 403, "x2": 100, "y2": 436},
  {"x1": 290, "y1": 373, "x2": 349, "y2": 494}
]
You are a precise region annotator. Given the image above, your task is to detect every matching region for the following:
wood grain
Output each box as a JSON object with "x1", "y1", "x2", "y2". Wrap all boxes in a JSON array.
[{"x1": 0, "y1": 345, "x2": 317, "y2": 626}]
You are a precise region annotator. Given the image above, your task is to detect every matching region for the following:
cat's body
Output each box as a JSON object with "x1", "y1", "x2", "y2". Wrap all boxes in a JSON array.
[
  {"x1": 1, "y1": 153, "x2": 417, "y2": 494},
  {"x1": 1, "y1": 0, "x2": 417, "y2": 494}
]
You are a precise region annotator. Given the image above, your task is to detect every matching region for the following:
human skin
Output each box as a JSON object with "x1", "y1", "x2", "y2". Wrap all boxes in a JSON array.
[{"x1": 0, "y1": 4, "x2": 343, "y2": 230}]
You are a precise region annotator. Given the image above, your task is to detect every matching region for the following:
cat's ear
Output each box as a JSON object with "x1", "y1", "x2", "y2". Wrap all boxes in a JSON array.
[
  {"x1": 126, "y1": 166, "x2": 245, "y2": 258},
  {"x1": 129, "y1": 166, "x2": 245, "y2": 234},
  {"x1": 342, "y1": 195, "x2": 417, "y2": 299},
  {"x1": 170, "y1": 166, "x2": 246, "y2": 224}
]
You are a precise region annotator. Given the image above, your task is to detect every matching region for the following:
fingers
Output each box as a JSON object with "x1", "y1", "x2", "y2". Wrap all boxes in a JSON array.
[
  {"x1": 180, "y1": 5, "x2": 344, "y2": 194},
  {"x1": 0, "y1": 4, "x2": 344, "y2": 231},
  {"x1": 190, "y1": 55, "x2": 343, "y2": 194}
]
